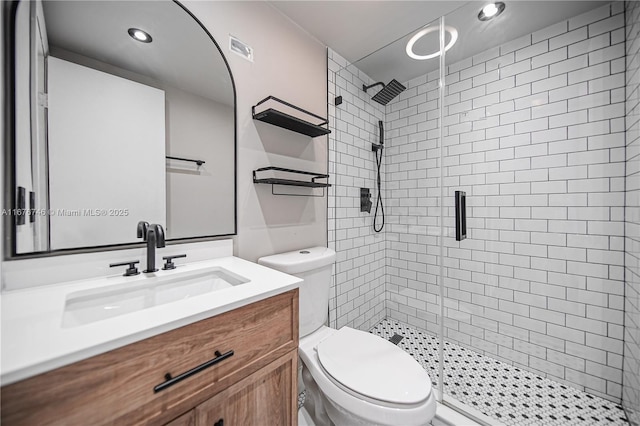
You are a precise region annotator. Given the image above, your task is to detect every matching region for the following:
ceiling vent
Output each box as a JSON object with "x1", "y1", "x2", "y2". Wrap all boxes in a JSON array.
[{"x1": 229, "y1": 35, "x2": 253, "y2": 62}]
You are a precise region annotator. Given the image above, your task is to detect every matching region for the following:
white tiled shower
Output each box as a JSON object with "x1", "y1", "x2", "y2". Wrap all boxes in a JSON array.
[
  {"x1": 328, "y1": 53, "x2": 387, "y2": 332},
  {"x1": 390, "y1": 2, "x2": 626, "y2": 402},
  {"x1": 329, "y1": 1, "x2": 639, "y2": 422}
]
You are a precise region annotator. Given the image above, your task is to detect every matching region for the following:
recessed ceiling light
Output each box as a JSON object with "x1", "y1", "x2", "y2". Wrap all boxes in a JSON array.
[
  {"x1": 478, "y1": 2, "x2": 505, "y2": 21},
  {"x1": 405, "y1": 25, "x2": 458, "y2": 61},
  {"x1": 128, "y1": 28, "x2": 152, "y2": 43}
]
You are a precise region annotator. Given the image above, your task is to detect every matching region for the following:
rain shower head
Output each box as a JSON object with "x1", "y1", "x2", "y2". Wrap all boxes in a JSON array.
[{"x1": 363, "y1": 79, "x2": 406, "y2": 105}]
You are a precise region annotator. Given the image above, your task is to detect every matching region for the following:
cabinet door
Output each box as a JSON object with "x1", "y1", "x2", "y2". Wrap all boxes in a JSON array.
[
  {"x1": 196, "y1": 350, "x2": 297, "y2": 426},
  {"x1": 166, "y1": 410, "x2": 195, "y2": 426}
]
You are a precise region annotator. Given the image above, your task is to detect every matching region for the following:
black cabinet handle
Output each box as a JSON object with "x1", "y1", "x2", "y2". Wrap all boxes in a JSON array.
[
  {"x1": 214, "y1": 419, "x2": 224, "y2": 426},
  {"x1": 153, "y1": 350, "x2": 234, "y2": 393}
]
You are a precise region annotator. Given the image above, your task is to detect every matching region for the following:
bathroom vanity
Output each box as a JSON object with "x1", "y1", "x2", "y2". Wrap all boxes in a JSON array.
[{"x1": 1, "y1": 255, "x2": 301, "y2": 425}]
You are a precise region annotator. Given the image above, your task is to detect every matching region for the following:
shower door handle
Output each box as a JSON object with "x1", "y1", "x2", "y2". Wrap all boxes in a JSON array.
[{"x1": 455, "y1": 191, "x2": 466, "y2": 241}]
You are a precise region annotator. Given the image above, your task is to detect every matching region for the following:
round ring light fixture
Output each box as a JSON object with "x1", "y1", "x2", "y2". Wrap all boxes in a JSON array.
[{"x1": 406, "y1": 25, "x2": 458, "y2": 60}]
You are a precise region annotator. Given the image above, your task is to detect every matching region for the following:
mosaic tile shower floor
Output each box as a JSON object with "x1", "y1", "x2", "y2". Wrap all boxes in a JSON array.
[{"x1": 370, "y1": 319, "x2": 628, "y2": 426}]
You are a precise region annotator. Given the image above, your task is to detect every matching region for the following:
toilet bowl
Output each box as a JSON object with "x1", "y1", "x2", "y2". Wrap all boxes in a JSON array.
[
  {"x1": 300, "y1": 326, "x2": 436, "y2": 426},
  {"x1": 258, "y1": 247, "x2": 437, "y2": 426}
]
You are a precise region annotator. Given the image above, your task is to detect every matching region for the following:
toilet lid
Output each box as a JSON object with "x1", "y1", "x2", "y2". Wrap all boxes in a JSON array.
[{"x1": 316, "y1": 327, "x2": 431, "y2": 405}]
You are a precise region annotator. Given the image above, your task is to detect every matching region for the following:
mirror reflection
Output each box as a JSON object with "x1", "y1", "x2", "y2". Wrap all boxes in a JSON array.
[{"x1": 10, "y1": 0, "x2": 236, "y2": 255}]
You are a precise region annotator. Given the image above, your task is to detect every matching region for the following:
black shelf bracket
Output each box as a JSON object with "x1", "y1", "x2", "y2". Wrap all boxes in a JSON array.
[
  {"x1": 252, "y1": 96, "x2": 331, "y2": 137},
  {"x1": 253, "y1": 167, "x2": 331, "y2": 197}
]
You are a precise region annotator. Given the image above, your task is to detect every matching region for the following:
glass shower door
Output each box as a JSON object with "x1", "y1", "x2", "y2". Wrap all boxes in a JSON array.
[
  {"x1": 328, "y1": 14, "x2": 448, "y2": 401},
  {"x1": 441, "y1": 1, "x2": 629, "y2": 424},
  {"x1": 326, "y1": 1, "x2": 630, "y2": 424}
]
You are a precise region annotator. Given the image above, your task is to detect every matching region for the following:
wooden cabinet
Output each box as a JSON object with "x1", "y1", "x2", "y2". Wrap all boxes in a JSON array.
[
  {"x1": 1, "y1": 289, "x2": 299, "y2": 426},
  {"x1": 195, "y1": 351, "x2": 297, "y2": 426},
  {"x1": 166, "y1": 410, "x2": 195, "y2": 426}
]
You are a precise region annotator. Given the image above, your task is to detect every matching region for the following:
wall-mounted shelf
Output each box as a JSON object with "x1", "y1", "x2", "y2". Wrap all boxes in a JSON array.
[
  {"x1": 253, "y1": 167, "x2": 330, "y2": 196},
  {"x1": 252, "y1": 96, "x2": 331, "y2": 137}
]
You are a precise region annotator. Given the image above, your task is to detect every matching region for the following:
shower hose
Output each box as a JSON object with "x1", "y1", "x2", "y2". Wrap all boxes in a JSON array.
[{"x1": 374, "y1": 121, "x2": 384, "y2": 233}]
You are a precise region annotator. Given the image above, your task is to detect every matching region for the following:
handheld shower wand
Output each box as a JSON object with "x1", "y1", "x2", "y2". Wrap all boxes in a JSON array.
[
  {"x1": 372, "y1": 120, "x2": 384, "y2": 152},
  {"x1": 373, "y1": 120, "x2": 385, "y2": 233}
]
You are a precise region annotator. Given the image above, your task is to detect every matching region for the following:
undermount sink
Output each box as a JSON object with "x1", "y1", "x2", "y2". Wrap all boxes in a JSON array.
[{"x1": 62, "y1": 267, "x2": 249, "y2": 328}]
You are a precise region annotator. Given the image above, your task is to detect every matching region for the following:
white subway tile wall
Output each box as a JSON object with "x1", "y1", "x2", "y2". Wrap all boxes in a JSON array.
[
  {"x1": 328, "y1": 49, "x2": 386, "y2": 331},
  {"x1": 624, "y1": 0, "x2": 640, "y2": 423},
  {"x1": 383, "y1": 3, "x2": 625, "y2": 402},
  {"x1": 328, "y1": 1, "x2": 633, "y2": 406}
]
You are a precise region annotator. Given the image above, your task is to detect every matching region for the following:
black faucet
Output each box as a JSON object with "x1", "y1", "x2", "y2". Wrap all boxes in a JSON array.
[{"x1": 137, "y1": 221, "x2": 166, "y2": 273}]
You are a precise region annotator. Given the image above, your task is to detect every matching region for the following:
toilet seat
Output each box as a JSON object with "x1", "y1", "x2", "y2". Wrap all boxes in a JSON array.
[
  {"x1": 299, "y1": 326, "x2": 437, "y2": 426},
  {"x1": 317, "y1": 327, "x2": 431, "y2": 405}
]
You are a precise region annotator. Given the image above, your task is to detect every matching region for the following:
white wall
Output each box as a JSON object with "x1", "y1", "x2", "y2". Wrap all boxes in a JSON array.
[
  {"x1": 45, "y1": 51, "x2": 236, "y2": 240},
  {"x1": 47, "y1": 57, "x2": 166, "y2": 249},
  {"x1": 164, "y1": 86, "x2": 234, "y2": 239},
  {"x1": 182, "y1": 1, "x2": 328, "y2": 262}
]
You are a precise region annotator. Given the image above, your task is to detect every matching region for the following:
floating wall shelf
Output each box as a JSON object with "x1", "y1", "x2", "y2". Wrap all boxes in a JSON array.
[
  {"x1": 252, "y1": 96, "x2": 331, "y2": 137},
  {"x1": 253, "y1": 167, "x2": 331, "y2": 196}
]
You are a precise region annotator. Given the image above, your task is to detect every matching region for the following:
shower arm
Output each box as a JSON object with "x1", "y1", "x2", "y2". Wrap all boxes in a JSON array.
[{"x1": 363, "y1": 82, "x2": 385, "y2": 93}]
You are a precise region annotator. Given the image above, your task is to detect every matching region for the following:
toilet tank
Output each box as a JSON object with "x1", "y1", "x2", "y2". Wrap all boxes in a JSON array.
[{"x1": 258, "y1": 247, "x2": 336, "y2": 338}]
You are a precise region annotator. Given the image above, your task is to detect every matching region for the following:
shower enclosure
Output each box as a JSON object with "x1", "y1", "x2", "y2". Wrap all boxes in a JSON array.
[{"x1": 328, "y1": 1, "x2": 637, "y2": 424}]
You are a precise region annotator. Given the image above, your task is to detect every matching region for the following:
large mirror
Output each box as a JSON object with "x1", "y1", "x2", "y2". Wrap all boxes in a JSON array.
[{"x1": 4, "y1": 0, "x2": 237, "y2": 257}]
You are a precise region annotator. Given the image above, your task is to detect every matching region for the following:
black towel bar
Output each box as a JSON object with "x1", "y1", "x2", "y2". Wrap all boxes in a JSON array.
[{"x1": 166, "y1": 156, "x2": 205, "y2": 166}]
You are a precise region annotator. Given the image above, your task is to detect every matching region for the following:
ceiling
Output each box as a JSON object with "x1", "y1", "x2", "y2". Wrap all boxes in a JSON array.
[
  {"x1": 272, "y1": 1, "x2": 610, "y2": 83},
  {"x1": 43, "y1": 1, "x2": 234, "y2": 105},
  {"x1": 271, "y1": 1, "x2": 466, "y2": 65}
]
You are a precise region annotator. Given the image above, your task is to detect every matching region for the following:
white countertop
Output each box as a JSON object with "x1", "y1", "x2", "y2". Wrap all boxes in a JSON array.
[{"x1": 0, "y1": 256, "x2": 301, "y2": 385}]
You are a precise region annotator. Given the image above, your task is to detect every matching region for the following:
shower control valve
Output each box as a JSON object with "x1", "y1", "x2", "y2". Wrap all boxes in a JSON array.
[{"x1": 360, "y1": 188, "x2": 372, "y2": 213}]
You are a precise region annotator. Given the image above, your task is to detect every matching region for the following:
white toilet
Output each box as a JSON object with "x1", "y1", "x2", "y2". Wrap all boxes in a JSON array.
[{"x1": 259, "y1": 247, "x2": 436, "y2": 426}]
